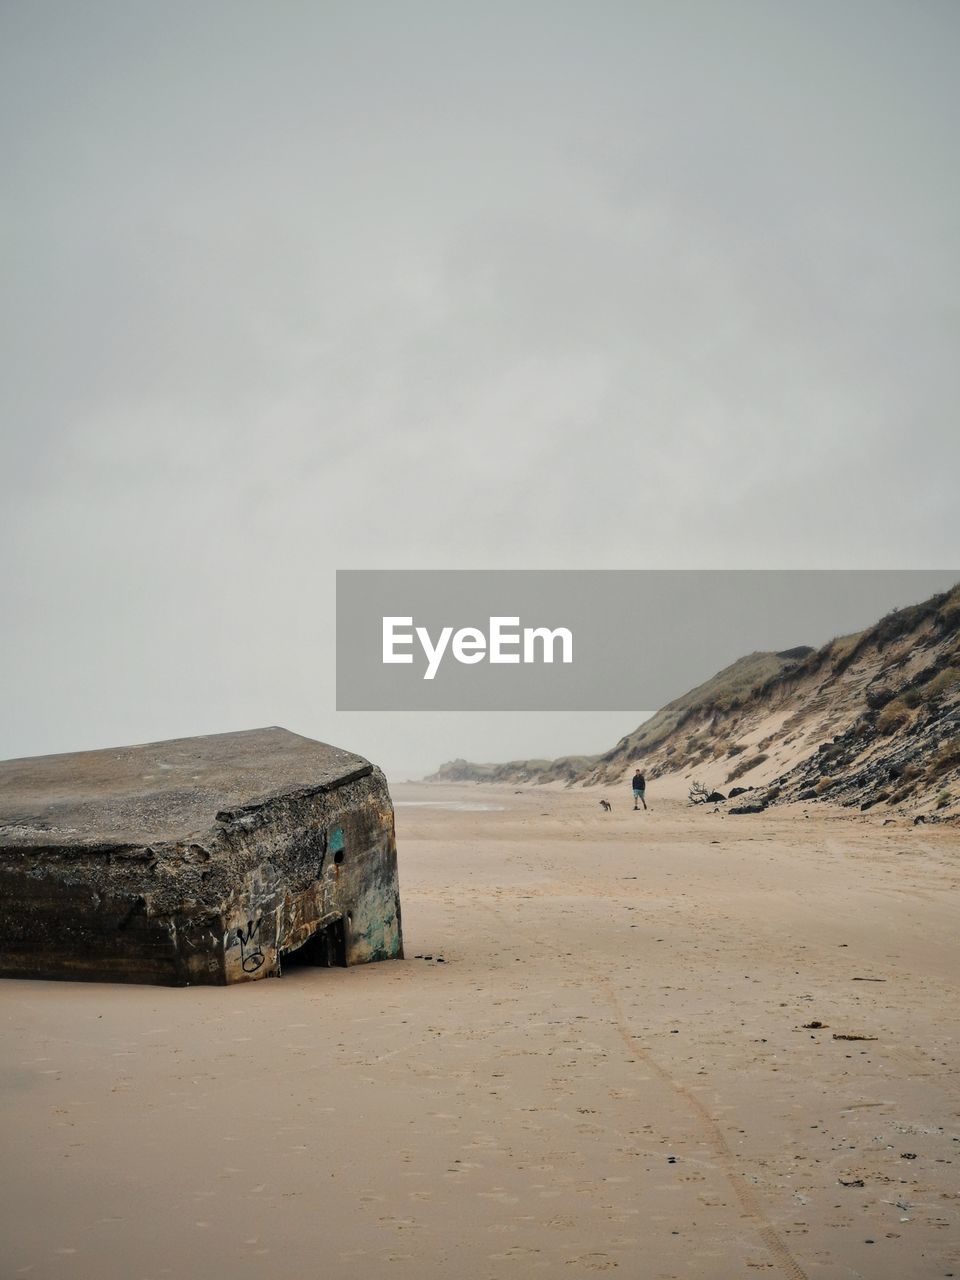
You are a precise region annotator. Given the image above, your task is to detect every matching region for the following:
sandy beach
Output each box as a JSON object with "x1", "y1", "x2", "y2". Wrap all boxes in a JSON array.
[{"x1": 2, "y1": 783, "x2": 958, "y2": 1279}]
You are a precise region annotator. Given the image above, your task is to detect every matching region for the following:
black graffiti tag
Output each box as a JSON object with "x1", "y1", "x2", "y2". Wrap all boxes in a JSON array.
[{"x1": 235, "y1": 918, "x2": 265, "y2": 973}]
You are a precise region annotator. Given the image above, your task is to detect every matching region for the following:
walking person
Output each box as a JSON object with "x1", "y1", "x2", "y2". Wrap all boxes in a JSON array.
[{"x1": 632, "y1": 769, "x2": 647, "y2": 811}]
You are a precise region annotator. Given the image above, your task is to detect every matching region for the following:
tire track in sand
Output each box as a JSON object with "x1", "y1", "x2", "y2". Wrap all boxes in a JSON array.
[
  {"x1": 601, "y1": 976, "x2": 810, "y2": 1280},
  {"x1": 415, "y1": 808, "x2": 811, "y2": 1280},
  {"x1": 464, "y1": 883, "x2": 810, "y2": 1280}
]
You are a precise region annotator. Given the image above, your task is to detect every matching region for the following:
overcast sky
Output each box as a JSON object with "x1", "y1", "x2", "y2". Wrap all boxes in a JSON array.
[{"x1": 2, "y1": 2, "x2": 958, "y2": 779}]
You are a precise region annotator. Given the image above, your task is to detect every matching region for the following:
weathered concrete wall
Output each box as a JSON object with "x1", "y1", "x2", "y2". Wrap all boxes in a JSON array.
[
  {"x1": 217, "y1": 771, "x2": 402, "y2": 983},
  {"x1": 0, "y1": 729, "x2": 402, "y2": 986}
]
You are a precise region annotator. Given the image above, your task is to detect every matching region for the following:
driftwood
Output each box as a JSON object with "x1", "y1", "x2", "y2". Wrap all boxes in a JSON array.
[{"x1": 688, "y1": 780, "x2": 712, "y2": 805}]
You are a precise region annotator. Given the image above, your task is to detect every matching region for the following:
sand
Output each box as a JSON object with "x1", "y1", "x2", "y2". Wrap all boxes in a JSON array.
[{"x1": 2, "y1": 783, "x2": 958, "y2": 1279}]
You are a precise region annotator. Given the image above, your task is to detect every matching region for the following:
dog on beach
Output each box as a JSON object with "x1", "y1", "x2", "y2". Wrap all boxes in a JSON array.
[{"x1": 599, "y1": 799, "x2": 612, "y2": 812}]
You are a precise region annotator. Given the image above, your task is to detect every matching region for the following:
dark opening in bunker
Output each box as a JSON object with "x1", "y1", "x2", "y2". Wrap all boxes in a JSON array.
[{"x1": 280, "y1": 917, "x2": 347, "y2": 971}]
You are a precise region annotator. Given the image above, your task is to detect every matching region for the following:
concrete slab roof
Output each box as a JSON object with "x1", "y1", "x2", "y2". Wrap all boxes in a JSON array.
[{"x1": 0, "y1": 727, "x2": 373, "y2": 849}]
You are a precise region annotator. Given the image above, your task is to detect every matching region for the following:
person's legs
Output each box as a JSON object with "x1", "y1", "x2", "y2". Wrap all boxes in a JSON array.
[
  {"x1": 632, "y1": 788, "x2": 639, "y2": 810},
  {"x1": 640, "y1": 793, "x2": 647, "y2": 810}
]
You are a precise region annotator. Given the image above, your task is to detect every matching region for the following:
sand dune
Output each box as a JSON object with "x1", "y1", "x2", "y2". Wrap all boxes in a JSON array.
[
  {"x1": 2, "y1": 785, "x2": 958, "y2": 1278},
  {"x1": 429, "y1": 584, "x2": 960, "y2": 823}
]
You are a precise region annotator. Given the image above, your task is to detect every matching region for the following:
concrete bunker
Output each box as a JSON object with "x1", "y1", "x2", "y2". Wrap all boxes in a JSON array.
[{"x1": 0, "y1": 727, "x2": 403, "y2": 985}]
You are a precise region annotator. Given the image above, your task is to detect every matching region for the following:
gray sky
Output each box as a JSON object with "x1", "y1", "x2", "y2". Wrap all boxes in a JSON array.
[{"x1": 2, "y1": 2, "x2": 959, "y2": 780}]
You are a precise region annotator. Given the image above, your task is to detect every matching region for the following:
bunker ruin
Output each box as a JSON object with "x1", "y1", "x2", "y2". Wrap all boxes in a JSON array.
[{"x1": 0, "y1": 727, "x2": 403, "y2": 985}]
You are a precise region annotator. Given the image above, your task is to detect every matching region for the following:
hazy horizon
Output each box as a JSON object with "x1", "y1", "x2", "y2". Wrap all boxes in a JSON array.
[{"x1": 2, "y1": 3, "x2": 959, "y2": 780}]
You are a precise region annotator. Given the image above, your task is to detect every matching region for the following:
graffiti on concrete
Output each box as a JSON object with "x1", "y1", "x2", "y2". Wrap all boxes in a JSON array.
[{"x1": 233, "y1": 918, "x2": 265, "y2": 973}]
